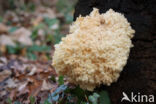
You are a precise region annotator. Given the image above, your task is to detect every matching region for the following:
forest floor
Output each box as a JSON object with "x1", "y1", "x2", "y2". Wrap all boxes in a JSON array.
[
  {"x1": 0, "y1": 0, "x2": 80, "y2": 103},
  {"x1": 0, "y1": 0, "x2": 111, "y2": 104}
]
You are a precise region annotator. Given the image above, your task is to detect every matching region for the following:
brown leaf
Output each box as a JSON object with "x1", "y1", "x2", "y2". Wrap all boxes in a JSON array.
[
  {"x1": 5, "y1": 78, "x2": 17, "y2": 88},
  {"x1": 0, "y1": 45, "x2": 6, "y2": 53},
  {"x1": 28, "y1": 67, "x2": 37, "y2": 76},
  {"x1": 11, "y1": 27, "x2": 32, "y2": 46},
  {"x1": 0, "y1": 70, "x2": 11, "y2": 82},
  {"x1": 18, "y1": 82, "x2": 28, "y2": 91},
  {"x1": 0, "y1": 35, "x2": 15, "y2": 46},
  {"x1": 0, "y1": 23, "x2": 8, "y2": 33},
  {"x1": 10, "y1": 90, "x2": 17, "y2": 100},
  {"x1": 0, "y1": 57, "x2": 7, "y2": 64},
  {"x1": 41, "y1": 80, "x2": 53, "y2": 91},
  {"x1": 27, "y1": 79, "x2": 42, "y2": 96},
  {"x1": 17, "y1": 82, "x2": 29, "y2": 96},
  {"x1": 35, "y1": 7, "x2": 56, "y2": 19},
  {"x1": 32, "y1": 16, "x2": 43, "y2": 26}
]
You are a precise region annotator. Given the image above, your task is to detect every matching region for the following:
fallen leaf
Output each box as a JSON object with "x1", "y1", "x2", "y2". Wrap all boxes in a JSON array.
[
  {"x1": 41, "y1": 80, "x2": 53, "y2": 91},
  {"x1": 18, "y1": 82, "x2": 28, "y2": 91},
  {"x1": 38, "y1": 29, "x2": 44, "y2": 37},
  {"x1": 0, "y1": 35, "x2": 15, "y2": 46},
  {"x1": 35, "y1": 7, "x2": 56, "y2": 19},
  {"x1": 50, "y1": 23, "x2": 59, "y2": 30},
  {"x1": 28, "y1": 79, "x2": 42, "y2": 96},
  {"x1": 28, "y1": 66, "x2": 37, "y2": 76},
  {"x1": 9, "y1": 90, "x2": 17, "y2": 100},
  {"x1": 32, "y1": 16, "x2": 43, "y2": 26},
  {"x1": 0, "y1": 90, "x2": 7, "y2": 97},
  {"x1": 0, "y1": 57, "x2": 7, "y2": 63},
  {"x1": 6, "y1": 78, "x2": 17, "y2": 88},
  {"x1": 11, "y1": 27, "x2": 33, "y2": 46},
  {"x1": 0, "y1": 23, "x2": 8, "y2": 33},
  {"x1": 0, "y1": 70, "x2": 11, "y2": 82},
  {"x1": 0, "y1": 45, "x2": 6, "y2": 53}
]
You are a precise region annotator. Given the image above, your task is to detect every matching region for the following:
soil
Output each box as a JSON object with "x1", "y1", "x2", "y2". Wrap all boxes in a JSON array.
[{"x1": 74, "y1": 0, "x2": 156, "y2": 104}]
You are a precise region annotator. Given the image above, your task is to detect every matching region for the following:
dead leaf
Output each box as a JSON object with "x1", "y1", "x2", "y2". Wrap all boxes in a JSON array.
[
  {"x1": 32, "y1": 16, "x2": 43, "y2": 26},
  {"x1": 21, "y1": 48, "x2": 27, "y2": 56},
  {"x1": 0, "y1": 35, "x2": 15, "y2": 46},
  {"x1": 35, "y1": 7, "x2": 56, "y2": 18},
  {"x1": 0, "y1": 57, "x2": 57, "y2": 102},
  {"x1": 38, "y1": 29, "x2": 44, "y2": 37},
  {"x1": 18, "y1": 82, "x2": 28, "y2": 91},
  {"x1": 28, "y1": 79, "x2": 42, "y2": 96},
  {"x1": 0, "y1": 23, "x2": 8, "y2": 33},
  {"x1": 0, "y1": 45, "x2": 6, "y2": 53},
  {"x1": 50, "y1": 23, "x2": 59, "y2": 30},
  {"x1": 6, "y1": 78, "x2": 17, "y2": 88},
  {"x1": 0, "y1": 90, "x2": 7, "y2": 97},
  {"x1": 41, "y1": 80, "x2": 53, "y2": 91},
  {"x1": 28, "y1": 66, "x2": 37, "y2": 76},
  {"x1": 11, "y1": 27, "x2": 32, "y2": 46},
  {"x1": 9, "y1": 90, "x2": 17, "y2": 100},
  {"x1": 0, "y1": 70, "x2": 11, "y2": 82},
  {"x1": 0, "y1": 57, "x2": 7, "y2": 63}
]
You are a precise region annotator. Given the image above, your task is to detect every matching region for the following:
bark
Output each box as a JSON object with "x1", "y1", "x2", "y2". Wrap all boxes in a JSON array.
[{"x1": 74, "y1": 0, "x2": 156, "y2": 103}]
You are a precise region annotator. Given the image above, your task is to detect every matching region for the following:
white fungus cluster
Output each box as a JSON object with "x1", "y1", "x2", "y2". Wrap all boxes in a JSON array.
[{"x1": 52, "y1": 8, "x2": 135, "y2": 91}]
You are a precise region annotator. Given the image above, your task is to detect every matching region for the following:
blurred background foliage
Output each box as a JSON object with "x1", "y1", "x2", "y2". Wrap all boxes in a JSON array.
[
  {"x1": 0, "y1": 0, "x2": 77, "y2": 61},
  {"x1": 0, "y1": 0, "x2": 111, "y2": 104}
]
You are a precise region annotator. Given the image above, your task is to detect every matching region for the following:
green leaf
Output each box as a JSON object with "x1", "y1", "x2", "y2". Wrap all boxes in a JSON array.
[
  {"x1": 31, "y1": 28, "x2": 38, "y2": 40},
  {"x1": 26, "y1": 45, "x2": 51, "y2": 60},
  {"x1": 6, "y1": 45, "x2": 22, "y2": 54},
  {"x1": 56, "y1": 0, "x2": 76, "y2": 14},
  {"x1": 46, "y1": 34, "x2": 54, "y2": 43},
  {"x1": 27, "y1": 3, "x2": 35, "y2": 11},
  {"x1": 31, "y1": 30, "x2": 38, "y2": 40},
  {"x1": 80, "y1": 102, "x2": 89, "y2": 104},
  {"x1": 51, "y1": 76, "x2": 56, "y2": 82},
  {"x1": 54, "y1": 30, "x2": 64, "y2": 44},
  {"x1": 69, "y1": 86, "x2": 87, "y2": 102},
  {"x1": 14, "y1": 101, "x2": 21, "y2": 104},
  {"x1": 0, "y1": 16, "x2": 3, "y2": 22},
  {"x1": 29, "y1": 96, "x2": 35, "y2": 104},
  {"x1": 27, "y1": 52, "x2": 37, "y2": 60},
  {"x1": 31, "y1": 23, "x2": 45, "y2": 40},
  {"x1": 65, "y1": 13, "x2": 73, "y2": 24},
  {"x1": 6, "y1": 43, "x2": 25, "y2": 54},
  {"x1": 44, "y1": 99, "x2": 52, "y2": 104},
  {"x1": 99, "y1": 91, "x2": 111, "y2": 104},
  {"x1": 27, "y1": 45, "x2": 51, "y2": 52},
  {"x1": 88, "y1": 93, "x2": 100, "y2": 104},
  {"x1": 9, "y1": 27, "x2": 18, "y2": 33},
  {"x1": 93, "y1": 93, "x2": 100, "y2": 98},
  {"x1": 7, "y1": 45, "x2": 17, "y2": 54},
  {"x1": 8, "y1": 0, "x2": 16, "y2": 9},
  {"x1": 44, "y1": 18, "x2": 59, "y2": 27},
  {"x1": 58, "y1": 75, "x2": 64, "y2": 85},
  {"x1": 56, "y1": 0, "x2": 67, "y2": 13},
  {"x1": 7, "y1": 98, "x2": 12, "y2": 104}
]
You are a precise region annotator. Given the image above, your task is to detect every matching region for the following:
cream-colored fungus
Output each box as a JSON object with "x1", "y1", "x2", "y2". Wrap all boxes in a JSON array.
[{"x1": 52, "y1": 8, "x2": 135, "y2": 91}]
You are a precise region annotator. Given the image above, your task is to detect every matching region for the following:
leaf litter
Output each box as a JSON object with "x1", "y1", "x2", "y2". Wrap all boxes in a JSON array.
[
  {"x1": 0, "y1": 56, "x2": 57, "y2": 103},
  {"x1": 0, "y1": 0, "x2": 111, "y2": 103}
]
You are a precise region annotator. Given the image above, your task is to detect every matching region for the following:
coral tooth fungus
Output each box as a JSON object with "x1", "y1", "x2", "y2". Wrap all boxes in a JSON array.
[{"x1": 52, "y1": 8, "x2": 135, "y2": 91}]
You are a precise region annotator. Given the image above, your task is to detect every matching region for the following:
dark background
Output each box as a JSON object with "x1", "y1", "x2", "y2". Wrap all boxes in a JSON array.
[{"x1": 74, "y1": 0, "x2": 156, "y2": 103}]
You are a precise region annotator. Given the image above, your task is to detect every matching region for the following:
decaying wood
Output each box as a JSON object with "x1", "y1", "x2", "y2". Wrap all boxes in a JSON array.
[{"x1": 74, "y1": 0, "x2": 156, "y2": 103}]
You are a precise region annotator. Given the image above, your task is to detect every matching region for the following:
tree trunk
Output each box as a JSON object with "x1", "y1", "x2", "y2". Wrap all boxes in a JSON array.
[{"x1": 74, "y1": 0, "x2": 156, "y2": 103}]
